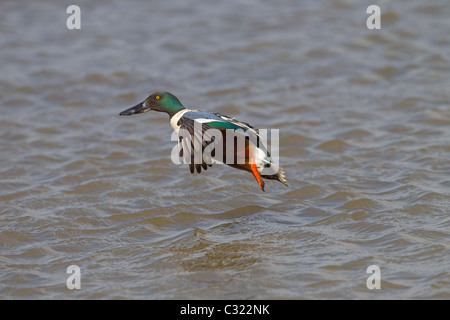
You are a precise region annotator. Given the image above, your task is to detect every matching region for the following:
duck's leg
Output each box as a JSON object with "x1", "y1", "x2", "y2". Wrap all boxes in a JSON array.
[{"x1": 250, "y1": 157, "x2": 265, "y2": 192}]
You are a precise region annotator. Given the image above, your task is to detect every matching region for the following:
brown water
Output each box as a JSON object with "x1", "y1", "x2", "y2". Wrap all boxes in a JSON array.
[{"x1": 1, "y1": 0, "x2": 449, "y2": 299}]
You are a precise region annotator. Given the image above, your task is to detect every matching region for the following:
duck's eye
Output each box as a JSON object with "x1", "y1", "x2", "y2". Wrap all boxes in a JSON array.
[{"x1": 155, "y1": 95, "x2": 160, "y2": 100}]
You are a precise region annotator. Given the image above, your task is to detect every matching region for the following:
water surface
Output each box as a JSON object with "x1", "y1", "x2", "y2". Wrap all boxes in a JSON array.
[{"x1": 0, "y1": 0, "x2": 449, "y2": 299}]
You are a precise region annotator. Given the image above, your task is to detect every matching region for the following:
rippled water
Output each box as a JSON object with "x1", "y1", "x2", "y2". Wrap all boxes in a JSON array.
[{"x1": 1, "y1": 0, "x2": 449, "y2": 299}]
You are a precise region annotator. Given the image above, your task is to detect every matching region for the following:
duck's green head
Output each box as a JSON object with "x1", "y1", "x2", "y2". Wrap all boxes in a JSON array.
[{"x1": 120, "y1": 91, "x2": 185, "y2": 118}]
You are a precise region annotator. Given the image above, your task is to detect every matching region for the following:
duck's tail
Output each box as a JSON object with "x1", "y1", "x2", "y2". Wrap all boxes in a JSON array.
[
  {"x1": 260, "y1": 159, "x2": 288, "y2": 187},
  {"x1": 276, "y1": 166, "x2": 288, "y2": 186}
]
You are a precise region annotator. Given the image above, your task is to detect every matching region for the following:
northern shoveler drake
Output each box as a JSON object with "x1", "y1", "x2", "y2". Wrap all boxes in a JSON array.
[{"x1": 119, "y1": 91, "x2": 287, "y2": 191}]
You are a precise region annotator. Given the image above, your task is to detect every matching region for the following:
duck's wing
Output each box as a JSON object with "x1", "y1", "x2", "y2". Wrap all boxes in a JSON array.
[
  {"x1": 176, "y1": 111, "x2": 258, "y2": 173},
  {"x1": 177, "y1": 111, "x2": 277, "y2": 176},
  {"x1": 176, "y1": 112, "x2": 225, "y2": 173},
  {"x1": 177, "y1": 111, "x2": 288, "y2": 187}
]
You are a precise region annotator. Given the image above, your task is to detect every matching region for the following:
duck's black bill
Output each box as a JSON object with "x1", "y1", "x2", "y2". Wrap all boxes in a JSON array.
[{"x1": 119, "y1": 102, "x2": 146, "y2": 116}]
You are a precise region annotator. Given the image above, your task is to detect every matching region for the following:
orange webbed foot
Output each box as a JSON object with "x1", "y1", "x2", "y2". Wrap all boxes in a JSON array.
[{"x1": 250, "y1": 157, "x2": 265, "y2": 192}]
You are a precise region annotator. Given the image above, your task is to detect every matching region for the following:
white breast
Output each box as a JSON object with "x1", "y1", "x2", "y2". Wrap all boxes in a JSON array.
[{"x1": 169, "y1": 109, "x2": 191, "y2": 133}]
